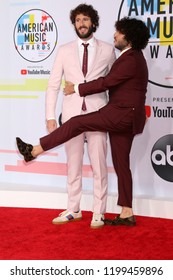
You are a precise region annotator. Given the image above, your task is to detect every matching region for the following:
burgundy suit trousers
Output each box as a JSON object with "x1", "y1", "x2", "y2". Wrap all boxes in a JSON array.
[{"x1": 40, "y1": 107, "x2": 134, "y2": 208}]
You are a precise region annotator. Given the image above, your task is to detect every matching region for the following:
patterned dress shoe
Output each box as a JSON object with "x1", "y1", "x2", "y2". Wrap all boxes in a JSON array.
[
  {"x1": 104, "y1": 215, "x2": 136, "y2": 226},
  {"x1": 16, "y1": 137, "x2": 35, "y2": 162}
]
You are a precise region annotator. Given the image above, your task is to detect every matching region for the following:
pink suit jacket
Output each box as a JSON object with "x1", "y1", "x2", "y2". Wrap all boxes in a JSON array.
[{"x1": 46, "y1": 38, "x2": 116, "y2": 123}]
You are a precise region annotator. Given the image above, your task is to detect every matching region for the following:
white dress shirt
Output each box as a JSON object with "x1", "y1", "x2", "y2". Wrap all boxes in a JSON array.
[
  {"x1": 75, "y1": 36, "x2": 95, "y2": 94},
  {"x1": 78, "y1": 36, "x2": 95, "y2": 73}
]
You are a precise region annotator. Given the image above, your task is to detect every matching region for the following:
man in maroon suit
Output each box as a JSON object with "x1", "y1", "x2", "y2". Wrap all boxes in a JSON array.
[{"x1": 16, "y1": 17, "x2": 150, "y2": 226}]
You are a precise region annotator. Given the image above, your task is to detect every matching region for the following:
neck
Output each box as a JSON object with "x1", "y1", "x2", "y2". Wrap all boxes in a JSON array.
[
  {"x1": 122, "y1": 44, "x2": 131, "y2": 51},
  {"x1": 120, "y1": 47, "x2": 131, "y2": 53},
  {"x1": 81, "y1": 34, "x2": 93, "y2": 42}
]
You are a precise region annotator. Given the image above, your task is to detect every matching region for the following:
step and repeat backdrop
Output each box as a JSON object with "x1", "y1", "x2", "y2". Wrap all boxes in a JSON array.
[{"x1": 0, "y1": 0, "x2": 173, "y2": 204}]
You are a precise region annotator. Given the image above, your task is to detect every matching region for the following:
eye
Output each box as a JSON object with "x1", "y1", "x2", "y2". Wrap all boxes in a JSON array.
[
  {"x1": 75, "y1": 18, "x2": 80, "y2": 23},
  {"x1": 83, "y1": 17, "x2": 90, "y2": 22}
]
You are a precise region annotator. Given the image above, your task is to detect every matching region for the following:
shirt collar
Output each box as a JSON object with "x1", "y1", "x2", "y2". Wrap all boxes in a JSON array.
[
  {"x1": 119, "y1": 47, "x2": 132, "y2": 57},
  {"x1": 78, "y1": 36, "x2": 95, "y2": 47}
]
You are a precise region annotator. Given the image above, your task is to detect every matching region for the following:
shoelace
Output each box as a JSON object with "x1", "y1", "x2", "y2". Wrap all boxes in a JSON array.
[
  {"x1": 59, "y1": 210, "x2": 69, "y2": 217},
  {"x1": 93, "y1": 214, "x2": 104, "y2": 221}
]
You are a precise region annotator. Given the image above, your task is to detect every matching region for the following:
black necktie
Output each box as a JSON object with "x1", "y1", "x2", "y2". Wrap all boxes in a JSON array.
[{"x1": 81, "y1": 43, "x2": 89, "y2": 111}]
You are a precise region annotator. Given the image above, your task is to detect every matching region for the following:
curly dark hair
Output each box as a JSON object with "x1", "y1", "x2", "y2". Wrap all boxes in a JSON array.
[
  {"x1": 70, "y1": 4, "x2": 99, "y2": 32},
  {"x1": 115, "y1": 17, "x2": 150, "y2": 50}
]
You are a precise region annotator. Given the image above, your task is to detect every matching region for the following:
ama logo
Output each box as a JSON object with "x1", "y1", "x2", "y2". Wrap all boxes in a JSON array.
[
  {"x1": 14, "y1": 9, "x2": 58, "y2": 62},
  {"x1": 118, "y1": 0, "x2": 173, "y2": 88}
]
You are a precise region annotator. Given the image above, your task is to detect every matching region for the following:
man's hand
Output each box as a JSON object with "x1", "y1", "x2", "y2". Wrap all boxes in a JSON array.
[
  {"x1": 46, "y1": 119, "x2": 57, "y2": 133},
  {"x1": 64, "y1": 81, "x2": 75, "y2": 95}
]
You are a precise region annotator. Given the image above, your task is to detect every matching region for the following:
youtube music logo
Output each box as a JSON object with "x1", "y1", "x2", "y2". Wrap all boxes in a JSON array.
[
  {"x1": 21, "y1": 69, "x2": 27, "y2": 75},
  {"x1": 145, "y1": 105, "x2": 151, "y2": 118}
]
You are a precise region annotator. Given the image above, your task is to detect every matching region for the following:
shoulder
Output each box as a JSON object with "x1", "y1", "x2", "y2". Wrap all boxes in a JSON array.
[
  {"x1": 123, "y1": 50, "x2": 145, "y2": 63},
  {"x1": 95, "y1": 38, "x2": 114, "y2": 49},
  {"x1": 124, "y1": 49, "x2": 143, "y2": 56},
  {"x1": 58, "y1": 40, "x2": 76, "y2": 51}
]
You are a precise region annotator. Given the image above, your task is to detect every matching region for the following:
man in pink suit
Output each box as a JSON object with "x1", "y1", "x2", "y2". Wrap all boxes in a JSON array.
[
  {"x1": 16, "y1": 17, "x2": 150, "y2": 226},
  {"x1": 45, "y1": 4, "x2": 115, "y2": 228}
]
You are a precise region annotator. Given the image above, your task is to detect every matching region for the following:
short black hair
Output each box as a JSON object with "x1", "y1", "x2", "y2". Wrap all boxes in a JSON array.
[
  {"x1": 115, "y1": 17, "x2": 150, "y2": 50},
  {"x1": 70, "y1": 3, "x2": 99, "y2": 32}
]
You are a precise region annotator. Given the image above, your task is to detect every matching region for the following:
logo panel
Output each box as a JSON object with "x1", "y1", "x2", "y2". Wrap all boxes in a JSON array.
[
  {"x1": 14, "y1": 9, "x2": 58, "y2": 62},
  {"x1": 118, "y1": 0, "x2": 173, "y2": 88},
  {"x1": 151, "y1": 134, "x2": 173, "y2": 182}
]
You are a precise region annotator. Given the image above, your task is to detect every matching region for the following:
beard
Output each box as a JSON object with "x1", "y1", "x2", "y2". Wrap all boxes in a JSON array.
[
  {"x1": 75, "y1": 25, "x2": 93, "y2": 39},
  {"x1": 115, "y1": 44, "x2": 124, "y2": 51},
  {"x1": 114, "y1": 36, "x2": 130, "y2": 51}
]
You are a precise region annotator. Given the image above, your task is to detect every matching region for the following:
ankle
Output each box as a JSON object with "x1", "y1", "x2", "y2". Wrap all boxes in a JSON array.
[
  {"x1": 120, "y1": 207, "x2": 133, "y2": 218},
  {"x1": 32, "y1": 145, "x2": 43, "y2": 157}
]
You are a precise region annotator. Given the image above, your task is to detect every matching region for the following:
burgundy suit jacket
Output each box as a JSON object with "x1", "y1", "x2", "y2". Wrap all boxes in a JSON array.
[{"x1": 79, "y1": 49, "x2": 148, "y2": 135}]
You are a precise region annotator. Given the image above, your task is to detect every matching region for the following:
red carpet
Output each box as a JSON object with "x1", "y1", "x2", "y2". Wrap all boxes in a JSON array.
[{"x1": 0, "y1": 207, "x2": 173, "y2": 260}]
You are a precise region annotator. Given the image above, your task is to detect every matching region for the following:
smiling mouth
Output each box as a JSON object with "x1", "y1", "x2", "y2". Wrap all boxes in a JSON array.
[{"x1": 79, "y1": 27, "x2": 88, "y2": 32}]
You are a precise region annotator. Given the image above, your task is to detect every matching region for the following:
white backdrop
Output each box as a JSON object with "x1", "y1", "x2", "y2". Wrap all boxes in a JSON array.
[{"x1": 0, "y1": 0, "x2": 173, "y2": 218}]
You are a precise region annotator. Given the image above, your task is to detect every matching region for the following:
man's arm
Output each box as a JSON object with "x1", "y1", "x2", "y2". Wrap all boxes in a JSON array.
[
  {"x1": 46, "y1": 47, "x2": 64, "y2": 133},
  {"x1": 64, "y1": 52, "x2": 136, "y2": 97},
  {"x1": 64, "y1": 76, "x2": 109, "y2": 96}
]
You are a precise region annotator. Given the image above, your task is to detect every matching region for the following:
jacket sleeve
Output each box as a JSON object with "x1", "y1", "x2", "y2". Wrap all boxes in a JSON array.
[
  {"x1": 45, "y1": 46, "x2": 64, "y2": 120},
  {"x1": 79, "y1": 53, "x2": 136, "y2": 97}
]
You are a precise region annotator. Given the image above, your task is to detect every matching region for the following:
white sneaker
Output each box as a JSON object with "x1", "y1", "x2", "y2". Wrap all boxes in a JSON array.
[
  {"x1": 52, "y1": 210, "x2": 82, "y2": 225},
  {"x1": 90, "y1": 213, "x2": 105, "y2": 229}
]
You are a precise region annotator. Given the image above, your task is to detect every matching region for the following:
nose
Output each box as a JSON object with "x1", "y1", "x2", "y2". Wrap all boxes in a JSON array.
[
  {"x1": 114, "y1": 31, "x2": 118, "y2": 40},
  {"x1": 79, "y1": 19, "x2": 86, "y2": 26}
]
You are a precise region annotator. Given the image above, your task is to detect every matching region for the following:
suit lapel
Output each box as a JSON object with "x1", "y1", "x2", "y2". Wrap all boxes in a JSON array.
[
  {"x1": 73, "y1": 40, "x2": 83, "y2": 75},
  {"x1": 88, "y1": 38, "x2": 101, "y2": 75}
]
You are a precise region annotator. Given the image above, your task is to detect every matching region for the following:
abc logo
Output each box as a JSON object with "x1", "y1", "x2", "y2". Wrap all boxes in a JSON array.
[{"x1": 151, "y1": 134, "x2": 173, "y2": 182}]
